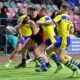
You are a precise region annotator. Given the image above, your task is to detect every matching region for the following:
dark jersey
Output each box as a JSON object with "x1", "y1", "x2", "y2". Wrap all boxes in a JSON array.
[{"x1": 29, "y1": 15, "x2": 45, "y2": 45}]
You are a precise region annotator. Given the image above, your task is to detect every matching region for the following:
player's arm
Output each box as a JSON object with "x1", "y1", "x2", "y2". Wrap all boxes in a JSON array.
[
  {"x1": 15, "y1": 17, "x2": 29, "y2": 30},
  {"x1": 36, "y1": 17, "x2": 54, "y2": 26},
  {"x1": 15, "y1": 22, "x2": 24, "y2": 30},
  {"x1": 28, "y1": 20, "x2": 40, "y2": 35},
  {"x1": 69, "y1": 23, "x2": 74, "y2": 34},
  {"x1": 15, "y1": 17, "x2": 39, "y2": 35},
  {"x1": 36, "y1": 20, "x2": 54, "y2": 26},
  {"x1": 69, "y1": 26, "x2": 74, "y2": 34}
]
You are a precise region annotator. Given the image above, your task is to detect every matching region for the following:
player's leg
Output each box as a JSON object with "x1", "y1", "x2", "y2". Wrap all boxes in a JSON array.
[
  {"x1": 46, "y1": 36, "x2": 79, "y2": 76},
  {"x1": 34, "y1": 44, "x2": 48, "y2": 71},
  {"x1": 15, "y1": 47, "x2": 29, "y2": 68},
  {"x1": 19, "y1": 45, "x2": 33, "y2": 67},
  {"x1": 15, "y1": 38, "x2": 36, "y2": 68},
  {"x1": 34, "y1": 52, "x2": 51, "y2": 72},
  {"x1": 57, "y1": 37, "x2": 80, "y2": 77},
  {"x1": 23, "y1": 37, "x2": 33, "y2": 63},
  {"x1": 8, "y1": 36, "x2": 25, "y2": 61},
  {"x1": 4, "y1": 43, "x2": 22, "y2": 68},
  {"x1": 46, "y1": 46, "x2": 64, "y2": 74},
  {"x1": 26, "y1": 52, "x2": 33, "y2": 64},
  {"x1": 44, "y1": 35, "x2": 64, "y2": 73},
  {"x1": 42, "y1": 52, "x2": 51, "y2": 69},
  {"x1": 35, "y1": 51, "x2": 51, "y2": 69},
  {"x1": 65, "y1": 55, "x2": 80, "y2": 69},
  {"x1": 9, "y1": 43, "x2": 22, "y2": 60}
]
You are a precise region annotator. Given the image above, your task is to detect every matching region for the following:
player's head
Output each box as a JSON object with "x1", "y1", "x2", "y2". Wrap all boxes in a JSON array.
[
  {"x1": 27, "y1": 6, "x2": 38, "y2": 18},
  {"x1": 38, "y1": 7, "x2": 47, "y2": 17},
  {"x1": 51, "y1": 10, "x2": 61, "y2": 18},
  {"x1": 60, "y1": 3, "x2": 69, "y2": 13}
]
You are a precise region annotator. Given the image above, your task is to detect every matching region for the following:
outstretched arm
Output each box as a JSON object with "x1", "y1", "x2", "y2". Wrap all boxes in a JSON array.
[{"x1": 36, "y1": 20, "x2": 54, "y2": 26}]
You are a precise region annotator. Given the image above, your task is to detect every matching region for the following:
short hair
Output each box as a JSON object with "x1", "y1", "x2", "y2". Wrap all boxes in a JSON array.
[
  {"x1": 27, "y1": 6, "x2": 37, "y2": 11},
  {"x1": 41, "y1": 7, "x2": 47, "y2": 11},
  {"x1": 61, "y1": 3, "x2": 69, "y2": 11},
  {"x1": 40, "y1": 7, "x2": 47, "y2": 13}
]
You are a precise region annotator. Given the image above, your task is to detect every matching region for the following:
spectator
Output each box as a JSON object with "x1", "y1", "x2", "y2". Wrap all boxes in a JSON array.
[
  {"x1": 70, "y1": 7, "x2": 80, "y2": 37},
  {"x1": 0, "y1": 6, "x2": 8, "y2": 26},
  {"x1": 6, "y1": 34, "x2": 18, "y2": 53},
  {"x1": 66, "y1": 0, "x2": 80, "y2": 7},
  {"x1": 14, "y1": 0, "x2": 25, "y2": 3},
  {"x1": 6, "y1": 8, "x2": 17, "y2": 26},
  {"x1": 52, "y1": 0, "x2": 62, "y2": 9},
  {"x1": 45, "y1": 0, "x2": 53, "y2": 4},
  {"x1": 31, "y1": 0, "x2": 45, "y2": 4},
  {"x1": 0, "y1": 2, "x2": 3, "y2": 9},
  {"x1": 17, "y1": 8, "x2": 27, "y2": 17},
  {"x1": 51, "y1": 10, "x2": 61, "y2": 19},
  {"x1": 0, "y1": 0, "x2": 8, "y2": 2},
  {"x1": 71, "y1": 0, "x2": 80, "y2": 6}
]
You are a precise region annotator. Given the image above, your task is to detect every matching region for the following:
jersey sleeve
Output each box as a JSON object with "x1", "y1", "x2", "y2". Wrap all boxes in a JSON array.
[
  {"x1": 18, "y1": 16, "x2": 23, "y2": 23},
  {"x1": 37, "y1": 16, "x2": 52, "y2": 24},
  {"x1": 45, "y1": 17, "x2": 52, "y2": 22},
  {"x1": 18, "y1": 15, "x2": 27, "y2": 23},
  {"x1": 37, "y1": 17, "x2": 45, "y2": 23}
]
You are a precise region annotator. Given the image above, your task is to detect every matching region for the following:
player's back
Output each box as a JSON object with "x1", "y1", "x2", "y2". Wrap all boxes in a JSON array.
[
  {"x1": 38, "y1": 15, "x2": 55, "y2": 39},
  {"x1": 54, "y1": 14, "x2": 73, "y2": 38}
]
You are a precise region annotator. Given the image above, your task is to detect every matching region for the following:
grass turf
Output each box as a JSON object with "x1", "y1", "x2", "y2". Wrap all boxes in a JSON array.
[{"x1": 0, "y1": 60, "x2": 80, "y2": 80}]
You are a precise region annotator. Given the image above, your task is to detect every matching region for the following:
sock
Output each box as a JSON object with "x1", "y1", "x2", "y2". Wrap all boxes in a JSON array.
[
  {"x1": 70, "y1": 59, "x2": 80, "y2": 69},
  {"x1": 50, "y1": 53, "x2": 61, "y2": 66},
  {"x1": 62, "y1": 59, "x2": 77, "y2": 72},
  {"x1": 22, "y1": 58, "x2": 26, "y2": 64},
  {"x1": 46, "y1": 62, "x2": 51, "y2": 68},
  {"x1": 35, "y1": 60, "x2": 40, "y2": 67},
  {"x1": 66, "y1": 55, "x2": 80, "y2": 69},
  {"x1": 26, "y1": 52, "x2": 30, "y2": 60},
  {"x1": 38, "y1": 57, "x2": 47, "y2": 71},
  {"x1": 8, "y1": 60, "x2": 12, "y2": 63}
]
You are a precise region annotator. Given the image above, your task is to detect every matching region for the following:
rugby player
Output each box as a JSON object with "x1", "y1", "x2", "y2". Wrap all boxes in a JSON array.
[
  {"x1": 14, "y1": 7, "x2": 63, "y2": 71},
  {"x1": 13, "y1": 7, "x2": 51, "y2": 70},
  {"x1": 5, "y1": 13, "x2": 32, "y2": 68},
  {"x1": 34, "y1": 3, "x2": 80, "y2": 77}
]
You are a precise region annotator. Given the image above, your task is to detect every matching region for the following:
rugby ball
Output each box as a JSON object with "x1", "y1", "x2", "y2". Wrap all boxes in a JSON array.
[{"x1": 6, "y1": 26, "x2": 17, "y2": 35}]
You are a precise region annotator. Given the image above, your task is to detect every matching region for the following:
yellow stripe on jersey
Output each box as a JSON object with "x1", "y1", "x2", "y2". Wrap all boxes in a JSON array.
[
  {"x1": 37, "y1": 16, "x2": 55, "y2": 39},
  {"x1": 54, "y1": 14, "x2": 73, "y2": 38},
  {"x1": 18, "y1": 15, "x2": 32, "y2": 36}
]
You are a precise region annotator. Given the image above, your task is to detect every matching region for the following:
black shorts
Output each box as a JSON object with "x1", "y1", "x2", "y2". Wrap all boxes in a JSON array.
[{"x1": 30, "y1": 31, "x2": 45, "y2": 45}]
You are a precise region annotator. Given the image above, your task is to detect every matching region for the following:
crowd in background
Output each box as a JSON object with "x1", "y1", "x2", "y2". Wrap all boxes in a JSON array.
[{"x1": 0, "y1": 0, "x2": 80, "y2": 53}]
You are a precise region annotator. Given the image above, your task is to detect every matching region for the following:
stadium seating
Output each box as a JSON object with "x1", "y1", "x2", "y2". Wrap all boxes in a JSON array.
[{"x1": 0, "y1": 0, "x2": 80, "y2": 54}]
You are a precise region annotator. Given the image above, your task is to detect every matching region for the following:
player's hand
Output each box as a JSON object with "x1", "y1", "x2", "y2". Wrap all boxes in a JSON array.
[
  {"x1": 22, "y1": 17, "x2": 30, "y2": 24},
  {"x1": 28, "y1": 20, "x2": 35, "y2": 24},
  {"x1": 36, "y1": 21, "x2": 53, "y2": 26}
]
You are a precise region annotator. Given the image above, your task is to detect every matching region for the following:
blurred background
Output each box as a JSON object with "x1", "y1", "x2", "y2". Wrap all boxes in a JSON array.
[{"x1": 0, "y1": 0, "x2": 80, "y2": 55}]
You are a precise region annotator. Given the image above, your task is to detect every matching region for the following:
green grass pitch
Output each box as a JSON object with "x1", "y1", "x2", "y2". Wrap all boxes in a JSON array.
[{"x1": 0, "y1": 60, "x2": 80, "y2": 80}]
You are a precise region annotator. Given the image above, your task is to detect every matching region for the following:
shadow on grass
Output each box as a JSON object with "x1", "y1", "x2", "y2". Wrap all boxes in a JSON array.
[
  {"x1": 58, "y1": 76, "x2": 80, "y2": 80},
  {"x1": 0, "y1": 68, "x2": 15, "y2": 71}
]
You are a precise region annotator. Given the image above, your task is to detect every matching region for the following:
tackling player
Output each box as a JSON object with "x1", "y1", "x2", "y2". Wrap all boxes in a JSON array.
[
  {"x1": 5, "y1": 14, "x2": 32, "y2": 68},
  {"x1": 13, "y1": 7, "x2": 63, "y2": 72},
  {"x1": 46, "y1": 3, "x2": 80, "y2": 77},
  {"x1": 33, "y1": 4, "x2": 80, "y2": 77}
]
